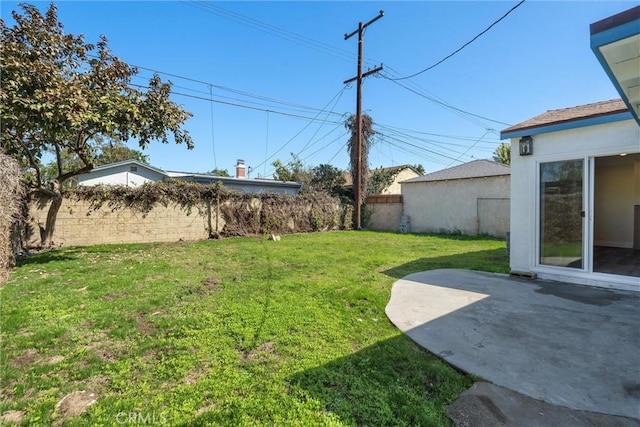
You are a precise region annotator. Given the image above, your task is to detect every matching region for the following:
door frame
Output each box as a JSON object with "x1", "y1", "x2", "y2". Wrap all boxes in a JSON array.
[{"x1": 535, "y1": 156, "x2": 591, "y2": 274}]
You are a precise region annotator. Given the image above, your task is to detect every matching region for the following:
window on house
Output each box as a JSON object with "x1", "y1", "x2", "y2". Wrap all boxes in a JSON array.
[{"x1": 130, "y1": 166, "x2": 138, "y2": 172}]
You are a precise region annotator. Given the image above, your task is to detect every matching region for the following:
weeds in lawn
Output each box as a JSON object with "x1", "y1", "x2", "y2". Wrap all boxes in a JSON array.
[{"x1": 1, "y1": 231, "x2": 508, "y2": 425}]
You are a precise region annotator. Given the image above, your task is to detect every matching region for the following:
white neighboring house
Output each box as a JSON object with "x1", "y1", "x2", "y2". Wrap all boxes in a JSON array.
[
  {"x1": 77, "y1": 160, "x2": 166, "y2": 188},
  {"x1": 499, "y1": 5, "x2": 640, "y2": 292},
  {"x1": 400, "y1": 160, "x2": 510, "y2": 238},
  {"x1": 77, "y1": 159, "x2": 303, "y2": 195}
]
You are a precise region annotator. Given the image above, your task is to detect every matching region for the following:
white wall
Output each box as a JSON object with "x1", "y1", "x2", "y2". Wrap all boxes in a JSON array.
[
  {"x1": 508, "y1": 118, "x2": 640, "y2": 290},
  {"x1": 78, "y1": 165, "x2": 164, "y2": 187},
  {"x1": 594, "y1": 159, "x2": 635, "y2": 248},
  {"x1": 402, "y1": 175, "x2": 510, "y2": 237}
]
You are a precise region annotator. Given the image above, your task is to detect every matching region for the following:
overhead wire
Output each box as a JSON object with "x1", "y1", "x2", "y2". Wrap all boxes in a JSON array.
[
  {"x1": 293, "y1": 86, "x2": 348, "y2": 157},
  {"x1": 380, "y1": 70, "x2": 511, "y2": 127},
  {"x1": 128, "y1": 82, "x2": 346, "y2": 124},
  {"x1": 445, "y1": 129, "x2": 492, "y2": 166},
  {"x1": 387, "y1": 0, "x2": 526, "y2": 81},
  {"x1": 181, "y1": 0, "x2": 382, "y2": 68},
  {"x1": 250, "y1": 86, "x2": 351, "y2": 173}
]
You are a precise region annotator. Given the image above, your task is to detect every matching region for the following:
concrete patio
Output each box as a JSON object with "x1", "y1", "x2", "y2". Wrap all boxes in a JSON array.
[{"x1": 385, "y1": 269, "x2": 640, "y2": 423}]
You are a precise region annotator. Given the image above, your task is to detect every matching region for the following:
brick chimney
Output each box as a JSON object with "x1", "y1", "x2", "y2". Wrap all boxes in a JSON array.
[{"x1": 235, "y1": 159, "x2": 246, "y2": 179}]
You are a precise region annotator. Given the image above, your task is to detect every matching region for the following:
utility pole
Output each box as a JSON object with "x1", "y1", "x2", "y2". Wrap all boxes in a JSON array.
[{"x1": 344, "y1": 10, "x2": 384, "y2": 230}]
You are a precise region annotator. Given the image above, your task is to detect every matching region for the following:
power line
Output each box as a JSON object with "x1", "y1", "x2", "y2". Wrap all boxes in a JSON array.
[
  {"x1": 132, "y1": 65, "x2": 342, "y2": 116},
  {"x1": 250, "y1": 87, "x2": 350, "y2": 172},
  {"x1": 380, "y1": 73, "x2": 512, "y2": 127},
  {"x1": 378, "y1": 132, "x2": 465, "y2": 164},
  {"x1": 181, "y1": 0, "x2": 383, "y2": 69},
  {"x1": 294, "y1": 86, "x2": 347, "y2": 157},
  {"x1": 446, "y1": 129, "x2": 492, "y2": 167},
  {"x1": 388, "y1": 0, "x2": 526, "y2": 80},
  {"x1": 374, "y1": 124, "x2": 497, "y2": 152},
  {"x1": 129, "y1": 82, "x2": 345, "y2": 125}
]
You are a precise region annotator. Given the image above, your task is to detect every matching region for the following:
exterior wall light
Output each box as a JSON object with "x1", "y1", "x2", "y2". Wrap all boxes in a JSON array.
[{"x1": 519, "y1": 136, "x2": 533, "y2": 156}]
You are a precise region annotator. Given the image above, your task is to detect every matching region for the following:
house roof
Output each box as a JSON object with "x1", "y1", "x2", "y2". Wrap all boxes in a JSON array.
[
  {"x1": 342, "y1": 164, "x2": 419, "y2": 187},
  {"x1": 81, "y1": 160, "x2": 302, "y2": 189},
  {"x1": 500, "y1": 99, "x2": 632, "y2": 139},
  {"x1": 88, "y1": 159, "x2": 166, "y2": 175},
  {"x1": 401, "y1": 159, "x2": 510, "y2": 184}
]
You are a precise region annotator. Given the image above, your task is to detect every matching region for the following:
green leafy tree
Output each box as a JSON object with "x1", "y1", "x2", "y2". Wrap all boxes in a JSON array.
[
  {"x1": 310, "y1": 163, "x2": 346, "y2": 198},
  {"x1": 272, "y1": 154, "x2": 311, "y2": 184},
  {"x1": 493, "y1": 142, "x2": 511, "y2": 165},
  {"x1": 0, "y1": 4, "x2": 193, "y2": 247},
  {"x1": 95, "y1": 140, "x2": 149, "y2": 165},
  {"x1": 210, "y1": 168, "x2": 231, "y2": 177},
  {"x1": 367, "y1": 168, "x2": 398, "y2": 195},
  {"x1": 412, "y1": 163, "x2": 425, "y2": 175}
]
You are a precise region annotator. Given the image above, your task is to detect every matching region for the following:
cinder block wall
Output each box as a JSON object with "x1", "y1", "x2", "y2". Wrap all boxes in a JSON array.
[{"x1": 28, "y1": 199, "x2": 211, "y2": 247}]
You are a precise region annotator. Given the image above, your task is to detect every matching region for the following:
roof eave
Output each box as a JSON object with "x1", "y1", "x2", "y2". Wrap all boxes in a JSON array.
[
  {"x1": 590, "y1": 7, "x2": 640, "y2": 125},
  {"x1": 500, "y1": 111, "x2": 633, "y2": 140}
]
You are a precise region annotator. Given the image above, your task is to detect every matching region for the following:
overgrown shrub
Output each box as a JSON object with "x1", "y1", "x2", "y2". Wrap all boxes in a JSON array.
[
  {"x1": 69, "y1": 181, "x2": 350, "y2": 237},
  {"x1": 0, "y1": 153, "x2": 24, "y2": 283}
]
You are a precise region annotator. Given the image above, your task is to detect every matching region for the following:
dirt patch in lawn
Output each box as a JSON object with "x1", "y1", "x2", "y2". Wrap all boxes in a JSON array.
[
  {"x1": 42, "y1": 355, "x2": 65, "y2": 365},
  {"x1": 10, "y1": 348, "x2": 39, "y2": 367},
  {"x1": 202, "y1": 277, "x2": 222, "y2": 292},
  {"x1": 103, "y1": 292, "x2": 129, "y2": 301},
  {"x1": 241, "y1": 341, "x2": 277, "y2": 363},
  {"x1": 184, "y1": 366, "x2": 209, "y2": 385},
  {"x1": 136, "y1": 313, "x2": 158, "y2": 335},
  {"x1": 0, "y1": 410, "x2": 26, "y2": 424},
  {"x1": 83, "y1": 375, "x2": 111, "y2": 392},
  {"x1": 53, "y1": 390, "x2": 98, "y2": 424}
]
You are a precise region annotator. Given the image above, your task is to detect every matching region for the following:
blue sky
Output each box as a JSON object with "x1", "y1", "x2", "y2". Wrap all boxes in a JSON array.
[{"x1": 2, "y1": 1, "x2": 635, "y2": 177}]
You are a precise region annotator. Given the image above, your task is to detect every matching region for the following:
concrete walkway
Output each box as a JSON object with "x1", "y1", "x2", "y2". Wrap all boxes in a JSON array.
[{"x1": 385, "y1": 269, "x2": 640, "y2": 424}]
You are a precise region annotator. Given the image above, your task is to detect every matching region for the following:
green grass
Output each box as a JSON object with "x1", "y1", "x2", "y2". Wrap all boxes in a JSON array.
[{"x1": 1, "y1": 231, "x2": 508, "y2": 426}]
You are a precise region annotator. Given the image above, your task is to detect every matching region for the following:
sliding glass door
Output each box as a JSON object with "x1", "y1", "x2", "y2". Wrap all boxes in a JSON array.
[{"x1": 539, "y1": 159, "x2": 585, "y2": 268}]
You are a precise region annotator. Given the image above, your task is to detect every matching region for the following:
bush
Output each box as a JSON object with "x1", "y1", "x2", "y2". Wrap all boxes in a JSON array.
[{"x1": 0, "y1": 153, "x2": 24, "y2": 283}]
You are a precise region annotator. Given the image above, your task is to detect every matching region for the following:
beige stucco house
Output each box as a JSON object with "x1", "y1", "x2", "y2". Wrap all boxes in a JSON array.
[{"x1": 400, "y1": 160, "x2": 510, "y2": 238}]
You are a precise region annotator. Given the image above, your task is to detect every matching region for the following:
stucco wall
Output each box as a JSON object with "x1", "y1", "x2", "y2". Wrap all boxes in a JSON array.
[
  {"x1": 401, "y1": 175, "x2": 510, "y2": 238},
  {"x1": 381, "y1": 169, "x2": 420, "y2": 195},
  {"x1": 508, "y1": 118, "x2": 640, "y2": 290}
]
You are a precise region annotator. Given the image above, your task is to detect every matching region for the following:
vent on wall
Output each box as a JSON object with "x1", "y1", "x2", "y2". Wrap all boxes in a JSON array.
[{"x1": 130, "y1": 166, "x2": 138, "y2": 172}]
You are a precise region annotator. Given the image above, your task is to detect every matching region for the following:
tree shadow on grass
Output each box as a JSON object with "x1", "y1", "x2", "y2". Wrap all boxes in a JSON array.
[
  {"x1": 16, "y1": 250, "x2": 78, "y2": 267},
  {"x1": 287, "y1": 334, "x2": 472, "y2": 426},
  {"x1": 381, "y1": 248, "x2": 509, "y2": 280}
]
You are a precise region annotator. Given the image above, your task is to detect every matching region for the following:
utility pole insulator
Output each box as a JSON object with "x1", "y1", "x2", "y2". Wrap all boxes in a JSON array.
[{"x1": 344, "y1": 11, "x2": 384, "y2": 230}]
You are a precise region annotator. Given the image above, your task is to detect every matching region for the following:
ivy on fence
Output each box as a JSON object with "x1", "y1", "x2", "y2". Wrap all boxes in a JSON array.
[{"x1": 68, "y1": 181, "x2": 351, "y2": 237}]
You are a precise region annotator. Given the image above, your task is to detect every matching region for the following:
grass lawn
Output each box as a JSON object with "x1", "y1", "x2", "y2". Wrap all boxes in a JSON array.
[{"x1": 1, "y1": 231, "x2": 508, "y2": 426}]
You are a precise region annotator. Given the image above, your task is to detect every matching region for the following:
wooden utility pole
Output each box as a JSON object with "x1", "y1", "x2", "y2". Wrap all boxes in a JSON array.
[{"x1": 344, "y1": 10, "x2": 384, "y2": 230}]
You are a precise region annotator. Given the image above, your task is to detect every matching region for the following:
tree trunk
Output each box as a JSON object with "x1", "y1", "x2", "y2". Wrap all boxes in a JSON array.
[{"x1": 42, "y1": 181, "x2": 63, "y2": 248}]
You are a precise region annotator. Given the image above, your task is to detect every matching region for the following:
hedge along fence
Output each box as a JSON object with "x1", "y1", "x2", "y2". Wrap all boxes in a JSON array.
[
  {"x1": 0, "y1": 153, "x2": 24, "y2": 283},
  {"x1": 60, "y1": 181, "x2": 352, "y2": 240}
]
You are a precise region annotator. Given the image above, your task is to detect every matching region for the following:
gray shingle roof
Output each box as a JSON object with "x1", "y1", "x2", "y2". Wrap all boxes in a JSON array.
[
  {"x1": 500, "y1": 99, "x2": 627, "y2": 136},
  {"x1": 402, "y1": 159, "x2": 510, "y2": 184}
]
